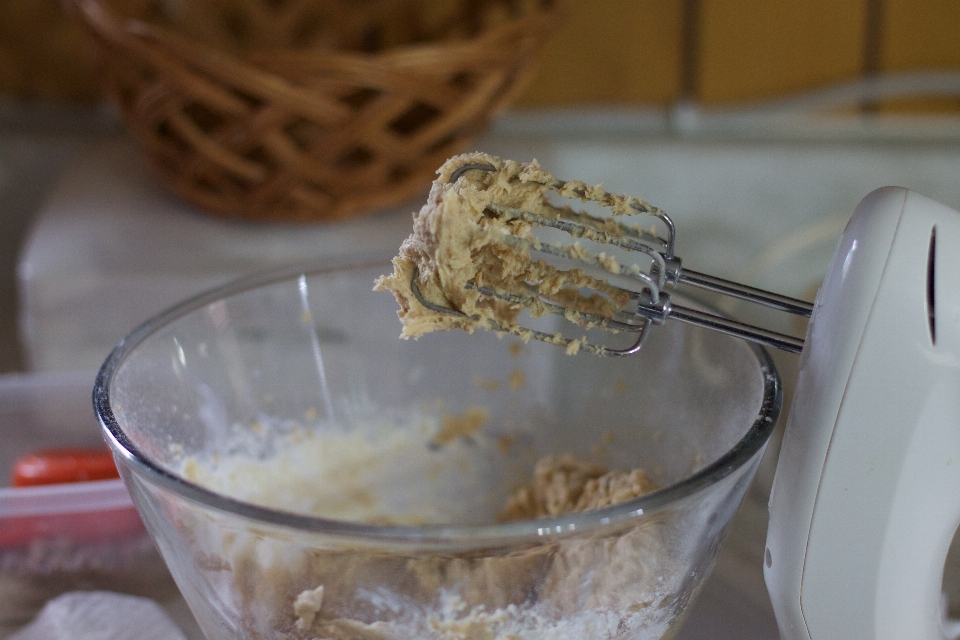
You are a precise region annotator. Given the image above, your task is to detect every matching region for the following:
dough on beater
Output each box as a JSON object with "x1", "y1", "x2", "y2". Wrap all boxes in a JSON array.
[{"x1": 374, "y1": 153, "x2": 651, "y2": 351}]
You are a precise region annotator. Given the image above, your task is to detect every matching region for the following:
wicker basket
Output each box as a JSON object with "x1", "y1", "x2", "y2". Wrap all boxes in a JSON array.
[{"x1": 71, "y1": 0, "x2": 559, "y2": 222}]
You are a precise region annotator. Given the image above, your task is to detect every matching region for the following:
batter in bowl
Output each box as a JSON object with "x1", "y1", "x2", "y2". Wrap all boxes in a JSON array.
[{"x1": 178, "y1": 411, "x2": 672, "y2": 640}]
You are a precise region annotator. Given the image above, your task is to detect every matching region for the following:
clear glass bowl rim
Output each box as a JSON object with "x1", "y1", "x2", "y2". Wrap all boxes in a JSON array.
[{"x1": 94, "y1": 254, "x2": 782, "y2": 546}]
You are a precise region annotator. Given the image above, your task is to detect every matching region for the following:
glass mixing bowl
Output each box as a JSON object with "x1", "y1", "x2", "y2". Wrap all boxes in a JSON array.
[{"x1": 94, "y1": 256, "x2": 780, "y2": 640}]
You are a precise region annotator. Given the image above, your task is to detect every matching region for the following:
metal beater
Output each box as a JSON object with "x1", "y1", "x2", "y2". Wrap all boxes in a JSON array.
[{"x1": 407, "y1": 158, "x2": 813, "y2": 356}]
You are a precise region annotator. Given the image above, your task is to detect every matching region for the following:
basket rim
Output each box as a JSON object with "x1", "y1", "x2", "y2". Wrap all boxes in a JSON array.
[{"x1": 73, "y1": 0, "x2": 560, "y2": 65}]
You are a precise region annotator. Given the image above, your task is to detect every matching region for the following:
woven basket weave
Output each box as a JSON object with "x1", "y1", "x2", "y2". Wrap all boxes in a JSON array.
[{"x1": 72, "y1": 0, "x2": 559, "y2": 222}]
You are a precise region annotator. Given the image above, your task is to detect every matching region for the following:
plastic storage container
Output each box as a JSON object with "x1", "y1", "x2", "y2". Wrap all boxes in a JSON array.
[{"x1": 0, "y1": 371, "x2": 178, "y2": 635}]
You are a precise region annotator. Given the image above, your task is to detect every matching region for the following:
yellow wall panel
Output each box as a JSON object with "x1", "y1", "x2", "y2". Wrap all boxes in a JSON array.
[
  {"x1": 876, "y1": 0, "x2": 960, "y2": 112},
  {"x1": 881, "y1": 0, "x2": 960, "y2": 70},
  {"x1": 516, "y1": 0, "x2": 684, "y2": 107},
  {"x1": 0, "y1": 0, "x2": 100, "y2": 101},
  {"x1": 697, "y1": 0, "x2": 867, "y2": 105},
  {"x1": 3, "y1": 0, "x2": 959, "y2": 112}
]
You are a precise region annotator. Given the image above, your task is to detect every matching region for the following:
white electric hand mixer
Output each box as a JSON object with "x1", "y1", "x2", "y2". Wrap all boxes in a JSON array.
[{"x1": 408, "y1": 158, "x2": 960, "y2": 639}]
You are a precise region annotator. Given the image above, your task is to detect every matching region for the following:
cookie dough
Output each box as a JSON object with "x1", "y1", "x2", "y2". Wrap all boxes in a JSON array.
[
  {"x1": 180, "y1": 419, "x2": 673, "y2": 639},
  {"x1": 498, "y1": 453, "x2": 658, "y2": 522},
  {"x1": 374, "y1": 153, "x2": 664, "y2": 354},
  {"x1": 278, "y1": 454, "x2": 666, "y2": 638}
]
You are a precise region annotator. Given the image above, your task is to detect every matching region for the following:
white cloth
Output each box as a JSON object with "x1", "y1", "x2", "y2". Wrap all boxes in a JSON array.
[{"x1": 9, "y1": 591, "x2": 187, "y2": 640}]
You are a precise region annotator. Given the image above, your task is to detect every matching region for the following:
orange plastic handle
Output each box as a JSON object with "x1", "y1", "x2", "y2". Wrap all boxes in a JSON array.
[{"x1": 11, "y1": 448, "x2": 120, "y2": 487}]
